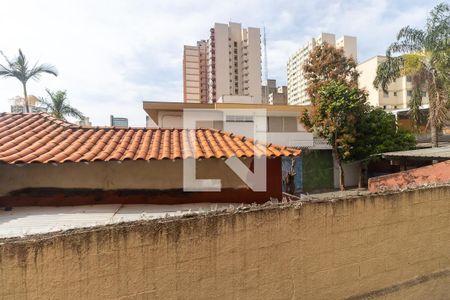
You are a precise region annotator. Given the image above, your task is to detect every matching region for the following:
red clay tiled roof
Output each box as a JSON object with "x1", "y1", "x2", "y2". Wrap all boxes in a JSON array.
[{"x1": 0, "y1": 113, "x2": 301, "y2": 164}]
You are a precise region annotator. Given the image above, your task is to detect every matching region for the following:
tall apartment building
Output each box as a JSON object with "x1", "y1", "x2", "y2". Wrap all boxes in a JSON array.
[
  {"x1": 183, "y1": 22, "x2": 262, "y2": 104},
  {"x1": 183, "y1": 41, "x2": 208, "y2": 103},
  {"x1": 357, "y1": 56, "x2": 429, "y2": 110},
  {"x1": 287, "y1": 33, "x2": 357, "y2": 105}
]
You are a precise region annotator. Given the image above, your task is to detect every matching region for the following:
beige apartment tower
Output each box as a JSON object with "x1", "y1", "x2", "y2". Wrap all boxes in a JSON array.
[
  {"x1": 287, "y1": 33, "x2": 357, "y2": 105},
  {"x1": 357, "y1": 56, "x2": 429, "y2": 110},
  {"x1": 183, "y1": 22, "x2": 262, "y2": 103},
  {"x1": 183, "y1": 41, "x2": 208, "y2": 103}
]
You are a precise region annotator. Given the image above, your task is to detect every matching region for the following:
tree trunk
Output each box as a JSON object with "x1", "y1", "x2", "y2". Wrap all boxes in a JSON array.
[
  {"x1": 430, "y1": 71, "x2": 440, "y2": 148},
  {"x1": 22, "y1": 82, "x2": 29, "y2": 113},
  {"x1": 431, "y1": 123, "x2": 438, "y2": 148},
  {"x1": 358, "y1": 162, "x2": 364, "y2": 189},
  {"x1": 338, "y1": 160, "x2": 345, "y2": 191},
  {"x1": 430, "y1": 90, "x2": 438, "y2": 148},
  {"x1": 333, "y1": 150, "x2": 345, "y2": 191}
]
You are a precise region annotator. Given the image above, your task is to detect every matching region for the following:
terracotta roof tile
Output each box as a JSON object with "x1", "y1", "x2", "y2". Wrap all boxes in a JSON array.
[{"x1": 0, "y1": 113, "x2": 301, "y2": 164}]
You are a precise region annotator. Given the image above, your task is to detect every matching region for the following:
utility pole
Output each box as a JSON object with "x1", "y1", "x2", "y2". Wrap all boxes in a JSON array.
[{"x1": 263, "y1": 25, "x2": 269, "y2": 104}]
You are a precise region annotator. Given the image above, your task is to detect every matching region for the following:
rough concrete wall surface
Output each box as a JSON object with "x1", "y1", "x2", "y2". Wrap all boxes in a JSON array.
[
  {"x1": 368, "y1": 160, "x2": 450, "y2": 192},
  {"x1": 1, "y1": 186, "x2": 450, "y2": 299}
]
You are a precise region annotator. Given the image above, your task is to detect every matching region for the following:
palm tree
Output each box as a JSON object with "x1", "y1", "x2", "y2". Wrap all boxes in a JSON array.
[
  {"x1": 374, "y1": 3, "x2": 450, "y2": 147},
  {"x1": 39, "y1": 89, "x2": 84, "y2": 121},
  {"x1": 0, "y1": 49, "x2": 58, "y2": 113}
]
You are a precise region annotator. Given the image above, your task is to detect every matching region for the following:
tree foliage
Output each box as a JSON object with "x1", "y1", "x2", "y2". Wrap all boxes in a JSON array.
[
  {"x1": 303, "y1": 42, "x2": 359, "y2": 102},
  {"x1": 302, "y1": 81, "x2": 367, "y2": 190},
  {"x1": 0, "y1": 49, "x2": 58, "y2": 113},
  {"x1": 374, "y1": 2, "x2": 450, "y2": 147},
  {"x1": 353, "y1": 108, "x2": 416, "y2": 161},
  {"x1": 39, "y1": 89, "x2": 84, "y2": 121}
]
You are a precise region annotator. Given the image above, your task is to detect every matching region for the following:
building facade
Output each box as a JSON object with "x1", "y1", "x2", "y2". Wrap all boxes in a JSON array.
[
  {"x1": 357, "y1": 56, "x2": 429, "y2": 110},
  {"x1": 9, "y1": 95, "x2": 47, "y2": 113},
  {"x1": 143, "y1": 101, "x2": 314, "y2": 148},
  {"x1": 110, "y1": 115, "x2": 128, "y2": 127},
  {"x1": 77, "y1": 117, "x2": 92, "y2": 126},
  {"x1": 262, "y1": 79, "x2": 287, "y2": 105},
  {"x1": 287, "y1": 33, "x2": 357, "y2": 105},
  {"x1": 183, "y1": 22, "x2": 262, "y2": 104},
  {"x1": 183, "y1": 41, "x2": 208, "y2": 103}
]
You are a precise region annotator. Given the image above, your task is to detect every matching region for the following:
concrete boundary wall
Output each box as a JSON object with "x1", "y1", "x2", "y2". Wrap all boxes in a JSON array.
[
  {"x1": 368, "y1": 160, "x2": 450, "y2": 193},
  {"x1": 1, "y1": 186, "x2": 450, "y2": 299}
]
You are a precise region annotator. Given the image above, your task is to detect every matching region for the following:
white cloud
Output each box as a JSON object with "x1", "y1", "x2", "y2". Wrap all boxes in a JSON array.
[{"x1": 0, "y1": 0, "x2": 441, "y2": 126}]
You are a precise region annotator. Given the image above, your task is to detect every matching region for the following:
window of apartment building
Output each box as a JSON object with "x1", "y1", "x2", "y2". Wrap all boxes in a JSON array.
[
  {"x1": 407, "y1": 90, "x2": 413, "y2": 97},
  {"x1": 234, "y1": 55, "x2": 238, "y2": 60},
  {"x1": 226, "y1": 115, "x2": 253, "y2": 122},
  {"x1": 235, "y1": 89, "x2": 238, "y2": 94},
  {"x1": 235, "y1": 75, "x2": 238, "y2": 80},
  {"x1": 267, "y1": 116, "x2": 297, "y2": 132},
  {"x1": 234, "y1": 41, "x2": 237, "y2": 47},
  {"x1": 234, "y1": 62, "x2": 238, "y2": 67},
  {"x1": 383, "y1": 91, "x2": 389, "y2": 97},
  {"x1": 393, "y1": 92, "x2": 397, "y2": 96},
  {"x1": 406, "y1": 76, "x2": 412, "y2": 82},
  {"x1": 234, "y1": 49, "x2": 237, "y2": 54}
]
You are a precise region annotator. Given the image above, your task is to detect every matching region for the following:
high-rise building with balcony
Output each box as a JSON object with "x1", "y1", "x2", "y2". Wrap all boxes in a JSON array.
[
  {"x1": 287, "y1": 33, "x2": 357, "y2": 105},
  {"x1": 183, "y1": 22, "x2": 262, "y2": 104}
]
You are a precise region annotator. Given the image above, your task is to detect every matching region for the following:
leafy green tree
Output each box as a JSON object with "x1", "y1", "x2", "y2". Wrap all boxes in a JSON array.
[
  {"x1": 374, "y1": 3, "x2": 450, "y2": 147},
  {"x1": 302, "y1": 81, "x2": 367, "y2": 191},
  {"x1": 0, "y1": 49, "x2": 58, "y2": 113},
  {"x1": 39, "y1": 89, "x2": 84, "y2": 121},
  {"x1": 353, "y1": 108, "x2": 416, "y2": 187}
]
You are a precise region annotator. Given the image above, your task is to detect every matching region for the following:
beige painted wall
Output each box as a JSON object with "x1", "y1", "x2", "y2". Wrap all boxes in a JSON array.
[
  {"x1": 357, "y1": 56, "x2": 430, "y2": 110},
  {"x1": 2, "y1": 186, "x2": 450, "y2": 299},
  {"x1": 0, "y1": 159, "x2": 251, "y2": 196}
]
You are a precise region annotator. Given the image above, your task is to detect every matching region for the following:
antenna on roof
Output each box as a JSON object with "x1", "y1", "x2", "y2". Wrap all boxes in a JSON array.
[{"x1": 263, "y1": 24, "x2": 269, "y2": 104}]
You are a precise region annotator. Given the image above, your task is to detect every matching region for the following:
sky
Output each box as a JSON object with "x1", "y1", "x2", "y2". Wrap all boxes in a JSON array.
[{"x1": 0, "y1": 0, "x2": 442, "y2": 126}]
